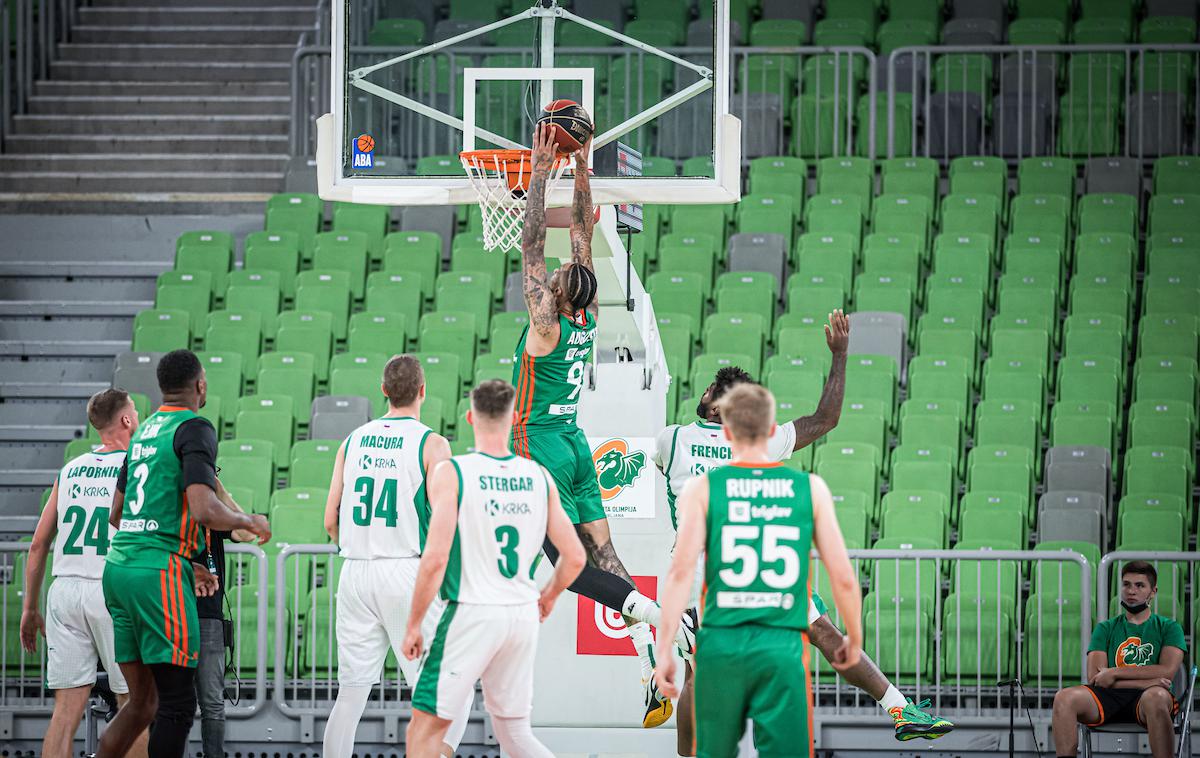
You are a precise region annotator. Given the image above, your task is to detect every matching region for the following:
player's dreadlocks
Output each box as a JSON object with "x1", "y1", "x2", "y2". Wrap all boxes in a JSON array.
[{"x1": 564, "y1": 263, "x2": 597, "y2": 312}]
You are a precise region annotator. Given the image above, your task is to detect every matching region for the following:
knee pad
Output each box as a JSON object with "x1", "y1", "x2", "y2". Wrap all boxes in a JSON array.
[{"x1": 149, "y1": 664, "x2": 197, "y2": 723}]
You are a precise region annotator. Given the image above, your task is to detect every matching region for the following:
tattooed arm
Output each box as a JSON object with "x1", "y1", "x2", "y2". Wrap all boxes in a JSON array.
[
  {"x1": 789, "y1": 310, "x2": 850, "y2": 451},
  {"x1": 522, "y1": 124, "x2": 561, "y2": 347},
  {"x1": 570, "y1": 140, "x2": 598, "y2": 318}
]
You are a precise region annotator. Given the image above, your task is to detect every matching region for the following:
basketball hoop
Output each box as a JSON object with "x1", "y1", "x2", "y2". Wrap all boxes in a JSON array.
[{"x1": 460, "y1": 149, "x2": 572, "y2": 252}]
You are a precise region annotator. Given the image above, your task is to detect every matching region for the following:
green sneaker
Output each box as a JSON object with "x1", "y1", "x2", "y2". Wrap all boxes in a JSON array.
[{"x1": 889, "y1": 698, "x2": 955, "y2": 741}]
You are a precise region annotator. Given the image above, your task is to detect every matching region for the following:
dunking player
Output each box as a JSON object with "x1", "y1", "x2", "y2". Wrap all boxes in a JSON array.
[
  {"x1": 653, "y1": 313, "x2": 954, "y2": 753},
  {"x1": 513, "y1": 122, "x2": 695, "y2": 727}
]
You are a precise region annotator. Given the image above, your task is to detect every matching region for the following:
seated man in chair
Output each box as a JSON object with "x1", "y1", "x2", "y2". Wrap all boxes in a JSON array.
[{"x1": 1052, "y1": 560, "x2": 1187, "y2": 758}]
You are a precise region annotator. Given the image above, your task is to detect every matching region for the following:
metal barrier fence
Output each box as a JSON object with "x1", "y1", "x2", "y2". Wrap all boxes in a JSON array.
[
  {"x1": 0, "y1": 541, "x2": 269, "y2": 716},
  {"x1": 809, "y1": 548, "x2": 1095, "y2": 717},
  {"x1": 886, "y1": 43, "x2": 1200, "y2": 161},
  {"x1": 290, "y1": 45, "x2": 876, "y2": 163},
  {"x1": 1098, "y1": 550, "x2": 1199, "y2": 625}
]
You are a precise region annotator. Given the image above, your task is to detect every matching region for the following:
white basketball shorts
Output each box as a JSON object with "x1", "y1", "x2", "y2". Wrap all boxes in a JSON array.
[
  {"x1": 46, "y1": 577, "x2": 128, "y2": 693},
  {"x1": 412, "y1": 602, "x2": 538, "y2": 721},
  {"x1": 335, "y1": 557, "x2": 445, "y2": 687}
]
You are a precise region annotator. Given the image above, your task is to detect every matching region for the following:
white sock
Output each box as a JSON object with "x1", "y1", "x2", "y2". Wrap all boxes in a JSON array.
[
  {"x1": 878, "y1": 684, "x2": 908, "y2": 712},
  {"x1": 322, "y1": 684, "x2": 371, "y2": 757},
  {"x1": 622, "y1": 590, "x2": 663, "y2": 626},
  {"x1": 627, "y1": 621, "x2": 656, "y2": 682},
  {"x1": 491, "y1": 715, "x2": 554, "y2": 758}
]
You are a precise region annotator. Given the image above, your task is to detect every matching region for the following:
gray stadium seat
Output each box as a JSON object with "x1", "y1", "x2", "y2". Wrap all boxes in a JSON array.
[
  {"x1": 1045, "y1": 460, "x2": 1109, "y2": 505},
  {"x1": 760, "y1": 0, "x2": 818, "y2": 29},
  {"x1": 113, "y1": 351, "x2": 165, "y2": 409},
  {"x1": 727, "y1": 233, "x2": 788, "y2": 291},
  {"x1": 926, "y1": 93, "x2": 985, "y2": 158},
  {"x1": 733, "y1": 93, "x2": 785, "y2": 158},
  {"x1": 998, "y1": 53, "x2": 1058, "y2": 98},
  {"x1": 1084, "y1": 157, "x2": 1141, "y2": 196},
  {"x1": 570, "y1": 0, "x2": 625, "y2": 31},
  {"x1": 1044, "y1": 445, "x2": 1112, "y2": 475},
  {"x1": 655, "y1": 95, "x2": 713, "y2": 160},
  {"x1": 310, "y1": 396, "x2": 371, "y2": 440},
  {"x1": 942, "y1": 18, "x2": 1003, "y2": 45},
  {"x1": 380, "y1": 0, "x2": 439, "y2": 39},
  {"x1": 950, "y1": 0, "x2": 1007, "y2": 29},
  {"x1": 993, "y1": 93, "x2": 1052, "y2": 157},
  {"x1": 1038, "y1": 491, "x2": 1109, "y2": 547},
  {"x1": 433, "y1": 19, "x2": 478, "y2": 42},
  {"x1": 283, "y1": 157, "x2": 318, "y2": 194},
  {"x1": 1039, "y1": 507, "x2": 1103, "y2": 546},
  {"x1": 400, "y1": 206, "x2": 455, "y2": 258},
  {"x1": 688, "y1": 18, "x2": 743, "y2": 46},
  {"x1": 1128, "y1": 93, "x2": 1185, "y2": 158},
  {"x1": 1144, "y1": 0, "x2": 1198, "y2": 20},
  {"x1": 847, "y1": 312, "x2": 907, "y2": 377},
  {"x1": 504, "y1": 271, "x2": 524, "y2": 312}
]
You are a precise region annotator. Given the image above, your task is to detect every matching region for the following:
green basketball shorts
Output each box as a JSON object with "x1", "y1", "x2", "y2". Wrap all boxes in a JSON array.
[
  {"x1": 102, "y1": 555, "x2": 199, "y2": 668},
  {"x1": 694, "y1": 624, "x2": 814, "y2": 758},
  {"x1": 513, "y1": 427, "x2": 604, "y2": 525}
]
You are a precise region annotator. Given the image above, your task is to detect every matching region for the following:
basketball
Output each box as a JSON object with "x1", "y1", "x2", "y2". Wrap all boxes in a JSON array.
[
  {"x1": 536, "y1": 100, "x2": 593, "y2": 152},
  {"x1": 356, "y1": 134, "x2": 374, "y2": 152}
]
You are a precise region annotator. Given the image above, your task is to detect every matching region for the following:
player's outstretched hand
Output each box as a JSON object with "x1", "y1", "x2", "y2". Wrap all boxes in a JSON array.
[
  {"x1": 246, "y1": 514, "x2": 272, "y2": 545},
  {"x1": 654, "y1": 656, "x2": 679, "y2": 700},
  {"x1": 573, "y1": 137, "x2": 592, "y2": 169},
  {"x1": 402, "y1": 628, "x2": 423, "y2": 661},
  {"x1": 531, "y1": 123, "x2": 556, "y2": 176},
  {"x1": 829, "y1": 634, "x2": 861, "y2": 673},
  {"x1": 19, "y1": 608, "x2": 44, "y2": 653},
  {"x1": 825, "y1": 308, "x2": 850, "y2": 355},
  {"x1": 192, "y1": 563, "x2": 220, "y2": 597}
]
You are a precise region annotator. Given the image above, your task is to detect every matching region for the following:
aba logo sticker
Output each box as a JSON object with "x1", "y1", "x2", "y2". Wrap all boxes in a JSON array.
[
  {"x1": 1116, "y1": 636, "x2": 1156, "y2": 667},
  {"x1": 592, "y1": 438, "x2": 646, "y2": 501},
  {"x1": 352, "y1": 134, "x2": 375, "y2": 169}
]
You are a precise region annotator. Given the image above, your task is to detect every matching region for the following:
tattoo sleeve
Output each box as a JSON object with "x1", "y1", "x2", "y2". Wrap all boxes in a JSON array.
[
  {"x1": 578, "y1": 529, "x2": 635, "y2": 585},
  {"x1": 569, "y1": 166, "x2": 598, "y2": 316},
  {"x1": 521, "y1": 169, "x2": 559, "y2": 336},
  {"x1": 792, "y1": 350, "x2": 847, "y2": 450}
]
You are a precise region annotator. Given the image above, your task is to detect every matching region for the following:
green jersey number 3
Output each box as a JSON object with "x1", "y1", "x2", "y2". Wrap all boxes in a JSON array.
[{"x1": 719, "y1": 520, "x2": 802, "y2": 589}]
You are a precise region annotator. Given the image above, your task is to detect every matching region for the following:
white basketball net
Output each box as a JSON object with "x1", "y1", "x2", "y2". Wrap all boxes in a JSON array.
[{"x1": 460, "y1": 150, "x2": 571, "y2": 252}]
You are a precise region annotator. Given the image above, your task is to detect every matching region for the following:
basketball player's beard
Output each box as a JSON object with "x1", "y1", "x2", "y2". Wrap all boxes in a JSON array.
[{"x1": 695, "y1": 398, "x2": 712, "y2": 421}]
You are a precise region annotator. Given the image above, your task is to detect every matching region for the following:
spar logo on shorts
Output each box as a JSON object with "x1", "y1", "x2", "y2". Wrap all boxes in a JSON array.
[
  {"x1": 576, "y1": 575, "x2": 657, "y2": 656},
  {"x1": 592, "y1": 438, "x2": 646, "y2": 501}
]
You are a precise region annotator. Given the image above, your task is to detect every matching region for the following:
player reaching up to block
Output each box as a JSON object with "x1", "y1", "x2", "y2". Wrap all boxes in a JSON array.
[
  {"x1": 655, "y1": 312, "x2": 954, "y2": 752},
  {"x1": 21, "y1": 389, "x2": 148, "y2": 758},
  {"x1": 321, "y1": 355, "x2": 469, "y2": 758},
  {"x1": 654, "y1": 383, "x2": 863, "y2": 758},
  {"x1": 514, "y1": 121, "x2": 696, "y2": 728},
  {"x1": 403, "y1": 380, "x2": 586, "y2": 758}
]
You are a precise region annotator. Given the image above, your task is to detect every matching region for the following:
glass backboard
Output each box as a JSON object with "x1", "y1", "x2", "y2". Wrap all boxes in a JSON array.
[{"x1": 319, "y1": 0, "x2": 740, "y2": 207}]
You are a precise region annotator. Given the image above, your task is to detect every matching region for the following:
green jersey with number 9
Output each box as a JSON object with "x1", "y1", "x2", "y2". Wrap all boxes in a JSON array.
[
  {"x1": 108, "y1": 408, "x2": 207, "y2": 571},
  {"x1": 512, "y1": 310, "x2": 595, "y2": 437},
  {"x1": 703, "y1": 463, "x2": 814, "y2": 630},
  {"x1": 53, "y1": 449, "x2": 125, "y2": 579}
]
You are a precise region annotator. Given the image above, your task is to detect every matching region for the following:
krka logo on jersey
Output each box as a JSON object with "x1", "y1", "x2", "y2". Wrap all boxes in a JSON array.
[{"x1": 589, "y1": 437, "x2": 656, "y2": 519}]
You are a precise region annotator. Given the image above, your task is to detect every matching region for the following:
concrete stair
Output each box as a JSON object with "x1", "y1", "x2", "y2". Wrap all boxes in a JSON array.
[{"x1": 0, "y1": 1, "x2": 319, "y2": 213}]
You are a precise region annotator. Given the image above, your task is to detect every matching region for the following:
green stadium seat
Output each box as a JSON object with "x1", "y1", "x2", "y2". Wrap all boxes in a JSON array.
[
  {"x1": 290, "y1": 439, "x2": 338, "y2": 489},
  {"x1": 175, "y1": 231, "x2": 233, "y2": 296},
  {"x1": 383, "y1": 231, "x2": 441, "y2": 300},
  {"x1": 235, "y1": 396, "x2": 294, "y2": 469},
  {"x1": 715, "y1": 272, "x2": 777, "y2": 326},
  {"x1": 348, "y1": 311, "x2": 407, "y2": 356},
  {"x1": 244, "y1": 231, "x2": 302, "y2": 301},
  {"x1": 882, "y1": 489, "x2": 951, "y2": 523},
  {"x1": 982, "y1": 357, "x2": 1047, "y2": 418},
  {"x1": 436, "y1": 272, "x2": 493, "y2": 338},
  {"x1": 823, "y1": 409, "x2": 888, "y2": 454},
  {"x1": 1142, "y1": 272, "x2": 1200, "y2": 316},
  {"x1": 862, "y1": 234, "x2": 923, "y2": 279},
  {"x1": 942, "y1": 592, "x2": 1015, "y2": 679},
  {"x1": 256, "y1": 352, "x2": 315, "y2": 425},
  {"x1": 659, "y1": 238, "x2": 718, "y2": 291},
  {"x1": 225, "y1": 270, "x2": 282, "y2": 341},
  {"x1": 974, "y1": 399, "x2": 1039, "y2": 453},
  {"x1": 881, "y1": 159, "x2": 938, "y2": 206},
  {"x1": 197, "y1": 351, "x2": 243, "y2": 413},
  {"x1": 805, "y1": 195, "x2": 864, "y2": 249},
  {"x1": 295, "y1": 270, "x2": 351, "y2": 341},
  {"x1": 204, "y1": 311, "x2": 261, "y2": 367},
  {"x1": 490, "y1": 312, "x2": 530, "y2": 356},
  {"x1": 690, "y1": 353, "x2": 755, "y2": 397},
  {"x1": 275, "y1": 311, "x2": 333, "y2": 383},
  {"x1": 817, "y1": 459, "x2": 880, "y2": 515},
  {"x1": 1149, "y1": 193, "x2": 1200, "y2": 237},
  {"x1": 898, "y1": 411, "x2": 963, "y2": 473},
  {"x1": 907, "y1": 355, "x2": 971, "y2": 413},
  {"x1": 133, "y1": 308, "x2": 191, "y2": 352},
  {"x1": 872, "y1": 196, "x2": 932, "y2": 254},
  {"x1": 878, "y1": 19, "x2": 937, "y2": 56},
  {"x1": 1050, "y1": 411, "x2": 1116, "y2": 460},
  {"x1": 155, "y1": 271, "x2": 212, "y2": 334},
  {"x1": 864, "y1": 594, "x2": 935, "y2": 683},
  {"x1": 365, "y1": 272, "x2": 423, "y2": 329},
  {"x1": 1010, "y1": 194, "x2": 1071, "y2": 241},
  {"x1": 331, "y1": 352, "x2": 389, "y2": 416},
  {"x1": 647, "y1": 272, "x2": 705, "y2": 326},
  {"x1": 1153, "y1": 156, "x2": 1200, "y2": 195},
  {"x1": 934, "y1": 54, "x2": 993, "y2": 98},
  {"x1": 1024, "y1": 593, "x2": 1084, "y2": 684},
  {"x1": 881, "y1": 501, "x2": 947, "y2": 547},
  {"x1": 967, "y1": 451, "x2": 1034, "y2": 520},
  {"x1": 332, "y1": 203, "x2": 388, "y2": 263},
  {"x1": 1058, "y1": 99, "x2": 1120, "y2": 158},
  {"x1": 704, "y1": 313, "x2": 765, "y2": 375},
  {"x1": 419, "y1": 312, "x2": 477, "y2": 375},
  {"x1": 1118, "y1": 510, "x2": 1185, "y2": 551},
  {"x1": 670, "y1": 207, "x2": 727, "y2": 257},
  {"x1": 414, "y1": 352, "x2": 463, "y2": 413},
  {"x1": 216, "y1": 445, "x2": 274, "y2": 513},
  {"x1": 950, "y1": 540, "x2": 1021, "y2": 611},
  {"x1": 1008, "y1": 18, "x2": 1066, "y2": 44},
  {"x1": 313, "y1": 232, "x2": 369, "y2": 299},
  {"x1": 265, "y1": 194, "x2": 322, "y2": 262},
  {"x1": 890, "y1": 460, "x2": 955, "y2": 510},
  {"x1": 368, "y1": 17, "x2": 425, "y2": 45},
  {"x1": 959, "y1": 491, "x2": 1028, "y2": 532},
  {"x1": 932, "y1": 234, "x2": 993, "y2": 282},
  {"x1": 474, "y1": 352, "x2": 517, "y2": 386},
  {"x1": 737, "y1": 195, "x2": 795, "y2": 246},
  {"x1": 795, "y1": 234, "x2": 856, "y2": 285},
  {"x1": 1077, "y1": 194, "x2": 1137, "y2": 238},
  {"x1": 853, "y1": 274, "x2": 915, "y2": 326},
  {"x1": 1119, "y1": 492, "x2": 1191, "y2": 536},
  {"x1": 450, "y1": 238, "x2": 506, "y2": 299}
]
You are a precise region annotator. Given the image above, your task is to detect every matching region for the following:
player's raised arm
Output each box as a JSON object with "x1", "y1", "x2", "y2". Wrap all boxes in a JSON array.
[
  {"x1": 521, "y1": 124, "x2": 561, "y2": 340},
  {"x1": 788, "y1": 310, "x2": 849, "y2": 451},
  {"x1": 809, "y1": 474, "x2": 861, "y2": 671},
  {"x1": 324, "y1": 439, "x2": 348, "y2": 542},
  {"x1": 402, "y1": 459, "x2": 461, "y2": 660},
  {"x1": 20, "y1": 477, "x2": 59, "y2": 652},
  {"x1": 569, "y1": 140, "x2": 597, "y2": 318},
  {"x1": 654, "y1": 474, "x2": 709, "y2": 699},
  {"x1": 537, "y1": 470, "x2": 585, "y2": 621}
]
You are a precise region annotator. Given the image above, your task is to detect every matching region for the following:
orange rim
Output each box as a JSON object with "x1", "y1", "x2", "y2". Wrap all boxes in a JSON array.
[{"x1": 460, "y1": 149, "x2": 569, "y2": 192}]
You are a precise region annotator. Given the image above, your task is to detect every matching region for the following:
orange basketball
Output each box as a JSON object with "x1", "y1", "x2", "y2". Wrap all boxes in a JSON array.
[
  {"x1": 537, "y1": 100, "x2": 593, "y2": 152},
  {"x1": 356, "y1": 134, "x2": 375, "y2": 152}
]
